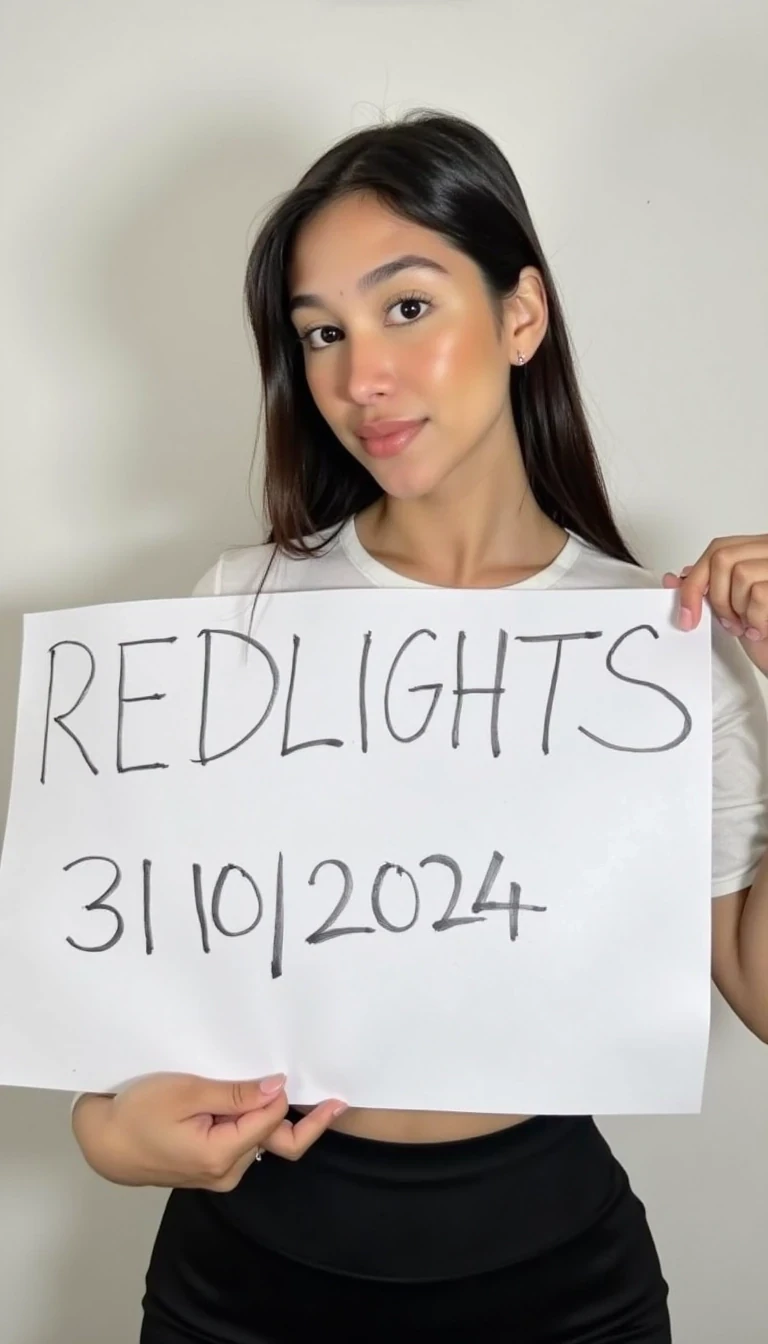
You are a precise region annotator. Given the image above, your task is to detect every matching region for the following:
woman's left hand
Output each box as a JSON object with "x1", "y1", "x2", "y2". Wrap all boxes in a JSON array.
[{"x1": 662, "y1": 534, "x2": 768, "y2": 677}]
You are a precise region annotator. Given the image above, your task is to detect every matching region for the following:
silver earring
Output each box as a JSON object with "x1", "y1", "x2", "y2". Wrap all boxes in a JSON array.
[{"x1": 516, "y1": 350, "x2": 526, "y2": 365}]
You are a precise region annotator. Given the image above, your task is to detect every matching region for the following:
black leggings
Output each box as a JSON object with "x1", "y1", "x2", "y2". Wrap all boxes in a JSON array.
[{"x1": 141, "y1": 1113, "x2": 671, "y2": 1343}]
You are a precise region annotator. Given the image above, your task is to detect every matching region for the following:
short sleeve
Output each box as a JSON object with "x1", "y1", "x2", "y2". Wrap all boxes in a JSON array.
[
  {"x1": 710, "y1": 619, "x2": 768, "y2": 897},
  {"x1": 191, "y1": 554, "x2": 223, "y2": 597},
  {"x1": 70, "y1": 1089, "x2": 115, "y2": 1115}
]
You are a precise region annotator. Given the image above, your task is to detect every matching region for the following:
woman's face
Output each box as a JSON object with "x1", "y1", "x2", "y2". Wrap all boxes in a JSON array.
[{"x1": 287, "y1": 192, "x2": 532, "y2": 500}]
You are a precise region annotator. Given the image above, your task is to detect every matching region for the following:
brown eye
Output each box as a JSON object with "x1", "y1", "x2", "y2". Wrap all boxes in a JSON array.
[
  {"x1": 299, "y1": 291, "x2": 432, "y2": 352},
  {"x1": 301, "y1": 325, "x2": 342, "y2": 351},
  {"x1": 388, "y1": 296, "x2": 430, "y2": 324}
]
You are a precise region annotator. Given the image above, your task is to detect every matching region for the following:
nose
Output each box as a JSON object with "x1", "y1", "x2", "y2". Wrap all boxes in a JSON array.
[{"x1": 339, "y1": 331, "x2": 398, "y2": 404}]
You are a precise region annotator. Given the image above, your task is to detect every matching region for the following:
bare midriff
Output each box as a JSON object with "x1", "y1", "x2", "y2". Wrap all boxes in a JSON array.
[{"x1": 293, "y1": 1105, "x2": 533, "y2": 1142}]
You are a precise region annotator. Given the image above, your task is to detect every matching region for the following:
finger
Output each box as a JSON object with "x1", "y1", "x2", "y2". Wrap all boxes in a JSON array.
[
  {"x1": 701, "y1": 545, "x2": 768, "y2": 633},
  {"x1": 262, "y1": 1099, "x2": 347, "y2": 1161},
  {"x1": 681, "y1": 541, "x2": 768, "y2": 626},
  {"x1": 661, "y1": 570, "x2": 709, "y2": 594},
  {"x1": 706, "y1": 550, "x2": 745, "y2": 633},
  {"x1": 205, "y1": 1090, "x2": 289, "y2": 1164},
  {"x1": 741, "y1": 577, "x2": 768, "y2": 641},
  {"x1": 726, "y1": 559, "x2": 768, "y2": 623},
  {"x1": 183, "y1": 1073, "x2": 287, "y2": 1119},
  {"x1": 676, "y1": 559, "x2": 711, "y2": 628},
  {"x1": 205, "y1": 1141, "x2": 266, "y2": 1192}
]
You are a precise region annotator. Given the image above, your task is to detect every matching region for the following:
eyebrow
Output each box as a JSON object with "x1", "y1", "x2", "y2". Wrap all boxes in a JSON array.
[{"x1": 288, "y1": 253, "x2": 450, "y2": 316}]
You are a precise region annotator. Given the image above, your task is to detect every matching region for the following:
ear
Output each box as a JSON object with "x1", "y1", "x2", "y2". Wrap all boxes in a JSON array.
[{"x1": 500, "y1": 266, "x2": 549, "y2": 364}]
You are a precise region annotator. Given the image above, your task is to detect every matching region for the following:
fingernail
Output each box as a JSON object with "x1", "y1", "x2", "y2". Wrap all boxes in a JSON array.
[
  {"x1": 680, "y1": 566, "x2": 693, "y2": 577},
  {"x1": 745, "y1": 627, "x2": 764, "y2": 642},
  {"x1": 259, "y1": 1073, "x2": 286, "y2": 1094},
  {"x1": 719, "y1": 618, "x2": 734, "y2": 630},
  {"x1": 331, "y1": 1103, "x2": 348, "y2": 1117},
  {"x1": 678, "y1": 607, "x2": 693, "y2": 630}
]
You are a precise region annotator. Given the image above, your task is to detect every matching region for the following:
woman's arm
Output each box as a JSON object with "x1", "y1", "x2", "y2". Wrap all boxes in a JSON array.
[
  {"x1": 712, "y1": 859, "x2": 768, "y2": 1043},
  {"x1": 663, "y1": 533, "x2": 768, "y2": 1044}
]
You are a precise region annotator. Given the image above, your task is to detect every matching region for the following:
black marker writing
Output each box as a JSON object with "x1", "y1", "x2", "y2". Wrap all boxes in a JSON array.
[
  {"x1": 306, "y1": 858, "x2": 375, "y2": 943},
  {"x1": 63, "y1": 855, "x2": 123, "y2": 951},
  {"x1": 271, "y1": 851, "x2": 285, "y2": 980},
  {"x1": 420, "y1": 853, "x2": 481, "y2": 931},
  {"x1": 384, "y1": 629, "x2": 441, "y2": 744},
  {"x1": 195, "y1": 629, "x2": 279, "y2": 765},
  {"x1": 192, "y1": 862, "x2": 211, "y2": 953},
  {"x1": 475, "y1": 876, "x2": 547, "y2": 941},
  {"x1": 142, "y1": 858, "x2": 154, "y2": 955},
  {"x1": 471, "y1": 848, "x2": 505, "y2": 916},
  {"x1": 359, "y1": 630, "x2": 372, "y2": 753},
  {"x1": 192, "y1": 862, "x2": 264, "y2": 949},
  {"x1": 41, "y1": 617, "x2": 696, "y2": 778},
  {"x1": 452, "y1": 629, "x2": 508, "y2": 757},
  {"x1": 117, "y1": 638, "x2": 177, "y2": 773},
  {"x1": 211, "y1": 864, "x2": 263, "y2": 938},
  {"x1": 371, "y1": 863, "x2": 420, "y2": 932},
  {"x1": 578, "y1": 624, "x2": 693, "y2": 752},
  {"x1": 41, "y1": 641, "x2": 99, "y2": 783},
  {"x1": 514, "y1": 630, "x2": 602, "y2": 755},
  {"x1": 281, "y1": 634, "x2": 343, "y2": 756},
  {"x1": 62, "y1": 849, "x2": 546, "y2": 969}
]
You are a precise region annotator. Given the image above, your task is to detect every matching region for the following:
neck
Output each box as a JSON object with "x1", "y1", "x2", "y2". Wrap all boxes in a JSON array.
[{"x1": 355, "y1": 422, "x2": 568, "y2": 589}]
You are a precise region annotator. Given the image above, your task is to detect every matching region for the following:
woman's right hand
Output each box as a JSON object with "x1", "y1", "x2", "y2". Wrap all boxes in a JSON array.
[{"x1": 71, "y1": 1072, "x2": 346, "y2": 1191}]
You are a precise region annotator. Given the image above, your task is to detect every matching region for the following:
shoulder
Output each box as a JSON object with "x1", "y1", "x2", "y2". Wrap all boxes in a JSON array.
[
  {"x1": 563, "y1": 533, "x2": 665, "y2": 591},
  {"x1": 191, "y1": 541, "x2": 276, "y2": 597},
  {"x1": 190, "y1": 524, "x2": 351, "y2": 597}
]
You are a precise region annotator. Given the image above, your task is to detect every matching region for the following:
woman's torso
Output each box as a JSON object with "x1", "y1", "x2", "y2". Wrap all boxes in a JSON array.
[{"x1": 293, "y1": 1103, "x2": 531, "y2": 1142}]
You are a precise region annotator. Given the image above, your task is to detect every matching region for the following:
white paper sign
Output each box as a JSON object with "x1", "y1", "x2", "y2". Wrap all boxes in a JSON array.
[{"x1": 0, "y1": 586, "x2": 712, "y2": 1113}]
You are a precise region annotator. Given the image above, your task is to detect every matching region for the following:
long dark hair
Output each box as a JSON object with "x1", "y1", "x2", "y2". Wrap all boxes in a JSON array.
[{"x1": 243, "y1": 107, "x2": 639, "y2": 567}]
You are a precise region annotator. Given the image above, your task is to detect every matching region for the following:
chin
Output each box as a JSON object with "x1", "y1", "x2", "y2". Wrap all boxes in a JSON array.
[{"x1": 367, "y1": 457, "x2": 450, "y2": 501}]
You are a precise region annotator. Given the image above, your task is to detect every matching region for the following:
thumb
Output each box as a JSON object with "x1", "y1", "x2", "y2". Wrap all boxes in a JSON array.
[{"x1": 184, "y1": 1073, "x2": 287, "y2": 1118}]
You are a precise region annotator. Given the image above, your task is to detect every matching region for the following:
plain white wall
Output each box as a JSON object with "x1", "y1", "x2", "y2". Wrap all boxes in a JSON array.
[{"x1": 1, "y1": 1, "x2": 767, "y2": 1340}]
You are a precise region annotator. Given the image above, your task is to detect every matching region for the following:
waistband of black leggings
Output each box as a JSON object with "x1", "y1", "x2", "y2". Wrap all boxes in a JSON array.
[
  {"x1": 209, "y1": 1111, "x2": 625, "y2": 1281},
  {"x1": 284, "y1": 1107, "x2": 585, "y2": 1177}
]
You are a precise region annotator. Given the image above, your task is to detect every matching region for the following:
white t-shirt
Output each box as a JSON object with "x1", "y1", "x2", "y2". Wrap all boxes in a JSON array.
[{"x1": 193, "y1": 516, "x2": 768, "y2": 902}]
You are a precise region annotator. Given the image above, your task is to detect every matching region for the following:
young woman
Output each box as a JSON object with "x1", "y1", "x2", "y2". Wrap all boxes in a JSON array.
[{"x1": 71, "y1": 110, "x2": 768, "y2": 1343}]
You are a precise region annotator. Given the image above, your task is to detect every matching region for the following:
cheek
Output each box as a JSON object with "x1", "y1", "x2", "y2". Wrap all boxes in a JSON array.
[
  {"x1": 302, "y1": 317, "x2": 501, "y2": 423},
  {"x1": 420, "y1": 321, "x2": 502, "y2": 398},
  {"x1": 415, "y1": 331, "x2": 504, "y2": 440},
  {"x1": 303, "y1": 358, "x2": 329, "y2": 405},
  {"x1": 418, "y1": 328, "x2": 474, "y2": 389}
]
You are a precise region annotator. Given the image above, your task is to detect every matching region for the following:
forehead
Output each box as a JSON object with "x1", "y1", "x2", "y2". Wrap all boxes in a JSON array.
[{"x1": 287, "y1": 193, "x2": 463, "y2": 292}]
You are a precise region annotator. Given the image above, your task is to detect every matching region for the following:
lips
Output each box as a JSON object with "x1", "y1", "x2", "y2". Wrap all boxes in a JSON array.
[{"x1": 356, "y1": 419, "x2": 427, "y2": 459}]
